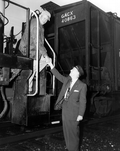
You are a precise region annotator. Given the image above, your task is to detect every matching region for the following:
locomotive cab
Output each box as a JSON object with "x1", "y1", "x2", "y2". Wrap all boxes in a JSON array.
[{"x1": 0, "y1": 1, "x2": 61, "y2": 127}]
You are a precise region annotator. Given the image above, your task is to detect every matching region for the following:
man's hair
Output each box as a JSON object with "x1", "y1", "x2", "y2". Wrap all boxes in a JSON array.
[
  {"x1": 75, "y1": 65, "x2": 84, "y2": 76},
  {"x1": 39, "y1": 7, "x2": 51, "y2": 21}
]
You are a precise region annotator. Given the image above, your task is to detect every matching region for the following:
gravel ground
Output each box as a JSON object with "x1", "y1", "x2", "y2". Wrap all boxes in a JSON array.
[{"x1": 0, "y1": 117, "x2": 120, "y2": 151}]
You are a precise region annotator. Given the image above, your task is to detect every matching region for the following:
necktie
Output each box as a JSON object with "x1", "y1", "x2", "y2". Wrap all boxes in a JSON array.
[
  {"x1": 65, "y1": 87, "x2": 70, "y2": 99},
  {"x1": 65, "y1": 81, "x2": 71, "y2": 100}
]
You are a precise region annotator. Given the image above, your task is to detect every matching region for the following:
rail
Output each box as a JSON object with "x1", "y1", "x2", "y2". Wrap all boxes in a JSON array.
[
  {"x1": 27, "y1": 10, "x2": 39, "y2": 96},
  {"x1": 27, "y1": 12, "x2": 56, "y2": 96},
  {"x1": 45, "y1": 38, "x2": 55, "y2": 95}
]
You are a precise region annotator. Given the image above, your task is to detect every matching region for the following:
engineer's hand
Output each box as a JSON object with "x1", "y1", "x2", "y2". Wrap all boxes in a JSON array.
[
  {"x1": 45, "y1": 56, "x2": 54, "y2": 69},
  {"x1": 45, "y1": 56, "x2": 51, "y2": 64},
  {"x1": 77, "y1": 115, "x2": 83, "y2": 121}
]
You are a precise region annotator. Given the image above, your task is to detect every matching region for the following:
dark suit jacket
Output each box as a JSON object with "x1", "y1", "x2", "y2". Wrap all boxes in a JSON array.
[{"x1": 51, "y1": 67, "x2": 87, "y2": 121}]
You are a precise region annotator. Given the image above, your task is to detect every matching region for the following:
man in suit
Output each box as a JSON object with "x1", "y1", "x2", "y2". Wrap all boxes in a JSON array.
[{"x1": 46, "y1": 57, "x2": 87, "y2": 151}]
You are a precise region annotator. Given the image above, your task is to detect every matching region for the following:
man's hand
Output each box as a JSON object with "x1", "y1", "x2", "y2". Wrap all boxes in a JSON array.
[
  {"x1": 77, "y1": 115, "x2": 83, "y2": 121},
  {"x1": 45, "y1": 56, "x2": 54, "y2": 69},
  {"x1": 45, "y1": 56, "x2": 51, "y2": 65}
]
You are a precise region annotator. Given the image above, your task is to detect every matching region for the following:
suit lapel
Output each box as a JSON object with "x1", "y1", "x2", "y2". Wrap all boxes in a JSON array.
[
  {"x1": 66, "y1": 78, "x2": 71, "y2": 89},
  {"x1": 62, "y1": 78, "x2": 71, "y2": 97},
  {"x1": 69, "y1": 80, "x2": 79, "y2": 97}
]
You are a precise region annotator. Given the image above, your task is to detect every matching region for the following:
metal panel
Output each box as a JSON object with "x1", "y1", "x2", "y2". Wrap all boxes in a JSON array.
[
  {"x1": 27, "y1": 95, "x2": 50, "y2": 126},
  {"x1": 0, "y1": 53, "x2": 33, "y2": 70},
  {"x1": 11, "y1": 70, "x2": 32, "y2": 125},
  {"x1": 55, "y1": 3, "x2": 85, "y2": 28},
  {"x1": 114, "y1": 19, "x2": 120, "y2": 90}
]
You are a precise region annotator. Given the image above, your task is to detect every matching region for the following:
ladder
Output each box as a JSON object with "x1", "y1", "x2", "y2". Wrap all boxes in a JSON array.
[{"x1": 27, "y1": 10, "x2": 55, "y2": 96}]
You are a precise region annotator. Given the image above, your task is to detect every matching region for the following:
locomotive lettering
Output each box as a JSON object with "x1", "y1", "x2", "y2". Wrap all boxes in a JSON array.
[{"x1": 61, "y1": 11, "x2": 76, "y2": 23}]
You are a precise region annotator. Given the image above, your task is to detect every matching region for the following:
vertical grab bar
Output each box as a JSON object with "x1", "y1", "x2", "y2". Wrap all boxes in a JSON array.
[
  {"x1": 27, "y1": 10, "x2": 39, "y2": 96},
  {"x1": 45, "y1": 39, "x2": 55, "y2": 95}
]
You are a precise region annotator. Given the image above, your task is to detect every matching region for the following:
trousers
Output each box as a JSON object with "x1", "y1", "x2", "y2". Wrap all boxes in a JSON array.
[{"x1": 63, "y1": 119, "x2": 80, "y2": 151}]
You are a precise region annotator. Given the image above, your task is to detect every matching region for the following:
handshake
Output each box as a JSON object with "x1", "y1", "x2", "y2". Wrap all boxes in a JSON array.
[{"x1": 45, "y1": 55, "x2": 54, "y2": 69}]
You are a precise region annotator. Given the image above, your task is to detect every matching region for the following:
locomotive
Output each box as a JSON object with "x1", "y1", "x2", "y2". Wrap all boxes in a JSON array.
[{"x1": 0, "y1": 0, "x2": 120, "y2": 126}]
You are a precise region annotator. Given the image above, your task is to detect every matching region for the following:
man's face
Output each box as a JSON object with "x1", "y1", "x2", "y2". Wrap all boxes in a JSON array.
[
  {"x1": 69, "y1": 67, "x2": 80, "y2": 78},
  {"x1": 40, "y1": 14, "x2": 49, "y2": 25}
]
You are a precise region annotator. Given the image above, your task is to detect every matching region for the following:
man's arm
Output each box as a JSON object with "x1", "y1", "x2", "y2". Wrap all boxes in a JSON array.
[
  {"x1": 45, "y1": 56, "x2": 67, "y2": 83},
  {"x1": 77, "y1": 84, "x2": 87, "y2": 121}
]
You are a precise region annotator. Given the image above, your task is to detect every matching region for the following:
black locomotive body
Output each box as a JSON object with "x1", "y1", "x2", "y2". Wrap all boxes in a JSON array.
[{"x1": 0, "y1": 0, "x2": 120, "y2": 126}]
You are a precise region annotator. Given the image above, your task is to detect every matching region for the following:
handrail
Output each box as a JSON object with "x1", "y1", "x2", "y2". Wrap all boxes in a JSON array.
[
  {"x1": 26, "y1": 11, "x2": 56, "y2": 96},
  {"x1": 0, "y1": 86, "x2": 8, "y2": 118},
  {"x1": 3, "y1": 0, "x2": 28, "y2": 10},
  {"x1": 27, "y1": 9, "x2": 39, "y2": 96},
  {"x1": 45, "y1": 38, "x2": 55, "y2": 95}
]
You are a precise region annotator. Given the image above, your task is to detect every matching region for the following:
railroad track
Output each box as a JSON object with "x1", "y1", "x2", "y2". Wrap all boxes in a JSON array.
[
  {"x1": 0, "y1": 125, "x2": 62, "y2": 146},
  {"x1": 0, "y1": 113, "x2": 120, "y2": 148},
  {"x1": 0, "y1": 130, "x2": 66, "y2": 151}
]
